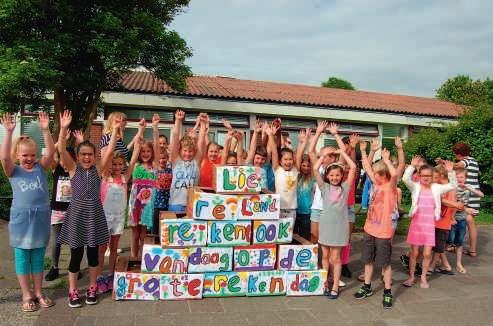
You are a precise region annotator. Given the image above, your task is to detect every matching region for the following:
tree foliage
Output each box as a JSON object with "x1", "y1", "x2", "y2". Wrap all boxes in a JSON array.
[
  {"x1": 404, "y1": 104, "x2": 493, "y2": 188},
  {"x1": 321, "y1": 77, "x2": 355, "y2": 90},
  {"x1": 436, "y1": 74, "x2": 493, "y2": 107},
  {"x1": 0, "y1": 0, "x2": 192, "y2": 131}
]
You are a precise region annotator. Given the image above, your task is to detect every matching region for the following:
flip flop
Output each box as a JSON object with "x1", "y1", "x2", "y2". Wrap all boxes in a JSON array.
[
  {"x1": 22, "y1": 298, "x2": 39, "y2": 312},
  {"x1": 35, "y1": 295, "x2": 55, "y2": 308},
  {"x1": 456, "y1": 265, "x2": 467, "y2": 274},
  {"x1": 463, "y1": 250, "x2": 477, "y2": 257},
  {"x1": 402, "y1": 280, "x2": 416, "y2": 288},
  {"x1": 435, "y1": 268, "x2": 455, "y2": 275}
]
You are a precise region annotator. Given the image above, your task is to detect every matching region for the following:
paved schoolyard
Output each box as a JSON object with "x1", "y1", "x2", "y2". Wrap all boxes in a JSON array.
[{"x1": 1, "y1": 219, "x2": 492, "y2": 326}]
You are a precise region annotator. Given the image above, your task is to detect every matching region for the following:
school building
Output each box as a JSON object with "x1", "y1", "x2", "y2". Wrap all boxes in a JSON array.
[{"x1": 10, "y1": 70, "x2": 462, "y2": 151}]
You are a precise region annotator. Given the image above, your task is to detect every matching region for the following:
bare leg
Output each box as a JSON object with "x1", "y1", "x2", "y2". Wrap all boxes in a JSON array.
[
  {"x1": 310, "y1": 221, "x2": 319, "y2": 244},
  {"x1": 109, "y1": 235, "x2": 121, "y2": 273},
  {"x1": 329, "y1": 247, "x2": 342, "y2": 293},
  {"x1": 98, "y1": 244, "x2": 107, "y2": 276},
  {"x1": 466, "y1": 214, "x2": 477, "y2": 255},
  {"x1": 32, "y1": 273, "x2": 44, "y2": 298},
  {"x1": 17, "y1": 274, "x2": 34, "y2": 302},
  {"x1": 420, "y1": 246, "x2": 432, "y2": 288},
  {"x1": 68, "y1": 272, "x2": 78, "y2": 292},
  {"x1": 89, "y1": 266, "x2": 98, "y2": 289},
  {"x1": 404, "y1": 245, "x2": 418, "y2": 286},
  {"x1": 456, "y1": 245, "x2": 466, "y2": 273},
  {"x1": 131, "y1": 226, "x2": 139, "y2": 257},
  {"x1": 382, "y1": 265, "x2": 392, "y2": 289},
  {"x1": 364, "y1": 263, "x2": 374, "y2": 284},
  {"x1": 138, "y1": 226, "x2": 147, "y2": 257}
]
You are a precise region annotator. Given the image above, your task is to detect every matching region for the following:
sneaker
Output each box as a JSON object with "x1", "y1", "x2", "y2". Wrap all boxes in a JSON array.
[
  {"x1": 354, "y1": 285, "x2": 373, "y2": 299},
  {"x1": 96, "y1": 275, "x2": 108, "y2": 294},
  {"x1": 86, "y1": 286, "x2": 98, "y2": 305},
  {"x1": 341, "y1": 265, "x2": 352, "y2": 278},
  {"x1": 45, "y1": 267, "x2": 59, "y2": 281},
  {"x1": 383, "y1": 292, "x2": 393, "y2": 309},
  {"x1": 400, "y1": 254, "x2": 410, "y2": 268},
  {"x1": 68, "y1": 289, "x2": 82, "y2": 308},
  {"x1": 106, "y1": 274, "x2": 114, "y2": 292}
]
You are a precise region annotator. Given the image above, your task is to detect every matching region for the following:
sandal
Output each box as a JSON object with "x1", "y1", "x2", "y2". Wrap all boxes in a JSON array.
[
  {"x1": 22, "y1": 298, "x2": 39, "y2": 312},
  {"x1": 435, "y1": 268, "x2": 454, "y2": 275},
  {"x1": 456, "y1": 265, "x2": 467, "y2": 274},
  {"x1": 402, "y1": 280, "x2": 416, "y2": 288},
  {"x1": 35, "y1": 295, "x2": 55, "y2": 308},
  {"x1": 327, "y1": 290, "x2": 339, "y2": 299},
  {"x1": 463, "y1": 250, "x2": 477, "y2": 257}
]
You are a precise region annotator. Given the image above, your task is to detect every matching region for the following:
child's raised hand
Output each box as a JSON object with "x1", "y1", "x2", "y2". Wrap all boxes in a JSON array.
[
  {"x1": 394, "y1": 137, "x2": 403, "y2": 149},
  {"x1": 327, "y1": 122, "x2": 339, "y2": 135},
  {"x1": 235, "y1": 130, "x2": 244, "y2": 142},
  {"x1": 371, "y1": 138, "x2": 380, "y2": 152},
  {"x1": 73, "y1": 129, "x2": 84, "y2": 143},
  {"x1": 381, "y1": 148, "x2": 391, "y2": 162},
  {"x1": 411, "y1": 155, "x2": 422, "y2": 168},
  {"x1": 254, "y1": 120, "x2": 262, "y2": 133},
  {"x1": 60, "y1": 110, "x2": 72, "y2": 129},
  {"x1": 0, "y1": 113, "x2": 16, "y2": 132},
  {"x1": 316, "y1": 120, "x2": 328, "y2": 134},
  {"x1": 226, "y1": 128, "x2": 235, "y2": 139},
  {"x1": 270, "y1": 123, "x2": 280, "y2": 135},
  {"x1": 444, "y1": 160, "x2": 454, "y2": 171},
  {"x1": 37, "y1": 111, "x2": 50, "y2": 131},
  {"x1": 113, "y1": 117, "x2": 122, "y2": 133},
  {"x1": 349, "y1": 133, "x2": 360, "y2": 149},
  {"x1": 138, "y1": 118, "x2": 146, "y2": 128},
  {"x1": 359, "y1": 141, "x2": 368, "y2": 152},
  {"x1": 152, "y1": 113, "x2": 160, "y2": 127},
  {"x1": 298, "y1": 129, "x2": 308, "y2": 143},
  {"x1": 175, "y1": 109, "x2": 185, "y2": 121},
  {"x1": 222, "y1": 118, "x2": 233, "y2": 130}
]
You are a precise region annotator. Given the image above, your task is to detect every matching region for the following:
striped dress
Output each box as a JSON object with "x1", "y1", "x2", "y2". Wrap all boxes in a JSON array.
[
  {"x1": 58, "y1": 165, "x2": 109, "y2": 248},
  {"x1": 461, "y1": 156, "x2": 480, "y2": 210}
]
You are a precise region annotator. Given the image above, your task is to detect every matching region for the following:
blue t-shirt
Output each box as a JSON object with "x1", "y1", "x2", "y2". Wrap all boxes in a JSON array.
[
  {"x1": 263, "y1": 162, "x2": 275, "y2": 192},
  {"x1": 8, "y1": 163, "x2": 50, "y2": 249},
  {"x1": 297, "y1": 176, "x2": 315, "y2": 215}
]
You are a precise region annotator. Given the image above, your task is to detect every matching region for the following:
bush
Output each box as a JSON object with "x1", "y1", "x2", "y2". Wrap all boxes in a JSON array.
[{"x1": 405, "y1": 104, "x2": 493, "y2": 191}]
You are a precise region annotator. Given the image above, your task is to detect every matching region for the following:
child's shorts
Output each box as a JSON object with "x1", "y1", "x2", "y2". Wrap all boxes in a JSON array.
[
  {"x1": 448, "y1": 220, "x2": 467, "y2": 247},
  {"x1": 168, "y1": 204, "x2": 187, "y2": 213},
  {"x1": 310, "y1": 209, "x2": 321, "y2": 223},
  {"x1": 362, "y1": 232, "x2": 392, "y2": 267},
  {"x1": 432, "y1": 228, "x2": 450, "y2": 253},
  {"x1": 106, "y1": 214, "x2": 125, "y2": 236},
  {"x1": 347, "y1": 205, "x2": 356, "y2": 223}
]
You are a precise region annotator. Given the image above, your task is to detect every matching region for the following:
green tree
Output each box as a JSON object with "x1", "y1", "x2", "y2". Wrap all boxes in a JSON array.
[
  {"x1": 321, "y1": 77, "x2": 355, "y2": 90},
  {"x1": 404, "y1": 104, "x2": 493, "y2": 188},
  {"x1": 436, "y1": 75, "x2": 490, "y2": 107},
  {"x1": 0, "y1": 0, "x2": 192, "y2": 131}
]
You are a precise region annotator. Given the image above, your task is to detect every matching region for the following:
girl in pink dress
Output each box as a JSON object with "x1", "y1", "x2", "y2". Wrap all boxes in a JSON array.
[{"x1": 402, "y1": 156, "x2": 456, "y2": 288}]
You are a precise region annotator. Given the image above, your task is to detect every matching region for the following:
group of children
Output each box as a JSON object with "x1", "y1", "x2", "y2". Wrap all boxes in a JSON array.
[{"x1": 1, "y1": 109, "x2": 483, "y2": 312}]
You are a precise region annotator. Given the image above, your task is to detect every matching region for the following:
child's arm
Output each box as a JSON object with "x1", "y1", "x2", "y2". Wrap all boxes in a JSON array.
[
  {"x1": 57, "y1": 111, "x2": 76, "y2": 176},
  {"x1": 308, "y1": 121, "x2": 328, "y2": 165},
  {"x1": 327, "y1": 122, "x2": 347, "y2": 153},
  {"x1": 236, "y1": 130, "x2": 245, "y2": 165},
  {"x1": 395, "y1": 137, "x2": 405, "y2": 179},
  {"x1": 127, "y1": 118, "x2": 146, "y2": 151},
  {"x1": 267, "y1": 125, "x2": 279, "y2": 170},
  {"x1": 368, "y1": 138, "x2": 379, "y2": 163},
  {"x1": 245, "y1": 120, "x2": 262, "y2": 164},
  {"x1": 402, "y1": 155, "x2": 421, "y2": 191},
  {"x1": 221, "y1": 129, "x2": 234, "y2": 165},
  {"x1": 98, "y1": 117, "x2": 121, "y2": 175},
  {"x1": 438, "y1": 160, "x2": 458, "y2": 194},
  {"x1": 295, "y1": 128, "x2": 310, "y2": 171},
  {"x1": 38, "y1": 112, "x2": 56, "y2": 170},
  {"x1": 0, "y1": 113, "x2": 16, "y2": 177},
  {"x1": 152, "y1": 114, "x2": 160, "y2": 168},
  {"x1": 195, "y1": 113, "x2": 207, "y2": 165},
  {"x1": 338, "y1": 148, "x2": 357, "y2": 187},
  {"x1": 347, "y1": 133, "x2": 359, "y2": 161},
  {"x1": 464, "y1": 185, "x2": 484, "y2": 198},
  {"x1": 125, "y1": 137, "x2": 142, "y2": 180},
  {"x1": 359, "y1": 141, "x2": 377, "y2": 184},
  {"x1": 170, "y1": 109, "x2": 184, "y2": 163},
  {"x1": 381, "y1": 148, "x2": 398, "y2": 186},
  {"x1": 312, "y1": 155, "x2": 325, "y2": 188}
]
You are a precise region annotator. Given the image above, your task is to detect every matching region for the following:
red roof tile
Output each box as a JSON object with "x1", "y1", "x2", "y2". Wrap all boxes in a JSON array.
[{"x1": 117, "y1": 71, "x2": 462, "y2": 118}]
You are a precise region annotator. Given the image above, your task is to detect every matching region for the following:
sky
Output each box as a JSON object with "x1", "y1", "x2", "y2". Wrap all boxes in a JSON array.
[{"x1": 171, "y1": 0, "x2": 493, "y2": 97}]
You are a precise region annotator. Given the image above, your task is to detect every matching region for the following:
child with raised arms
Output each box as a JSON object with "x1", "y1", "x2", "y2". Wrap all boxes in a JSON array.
[
  {"x1": 1, "y1": 112, "x2": 55, "y2": 312},
  {"x1": 56, "y1": 110, "x2": 113, "y2": 308}
]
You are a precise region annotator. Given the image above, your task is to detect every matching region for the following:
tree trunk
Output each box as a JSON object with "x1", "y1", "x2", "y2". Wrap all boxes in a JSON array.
[{"x1": 53, "y1": 88, "x2": 67, "y2": 138}]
